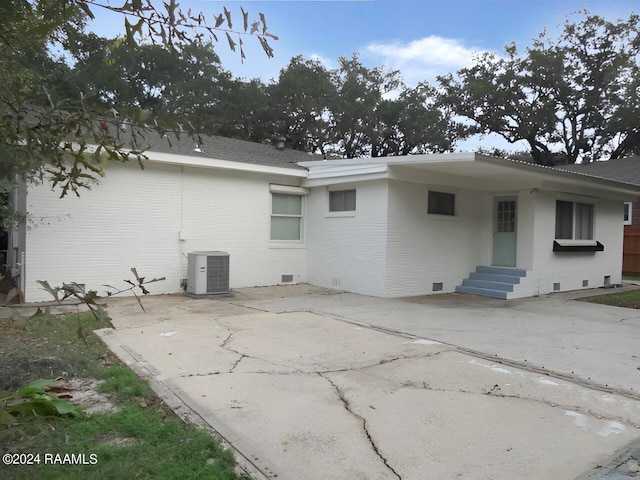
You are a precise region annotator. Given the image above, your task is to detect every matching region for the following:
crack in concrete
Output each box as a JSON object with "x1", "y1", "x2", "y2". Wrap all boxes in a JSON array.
[
  {"x1": 219, "y1": 332, "x2": 303, "y2": 374},
  {"x1": 219, "y1": 329, "x2": 639, "y2": 429},
  {"x1": 220, "y1": 332, "x2": 233, "y2": 348},
  {"x1": 319, "y1": 372, "x2": 402, "y2": 480},
  {"x1": 398, "y1": 380, "x2": 640, "y2": 428},
  {"x1": 229, "y1": 354, "x2": 246, "y2": 373},
  {"x1": 318, "y1": 350, "x2": 445, "y2": 375}
]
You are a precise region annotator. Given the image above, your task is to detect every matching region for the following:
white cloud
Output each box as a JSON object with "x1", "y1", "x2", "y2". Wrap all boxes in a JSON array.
[
  {"x1": 308, "y1": 53, "x2": 338, "y2": 71},
  {"x1": 365, "y1": 35, "x2": 490, "y2": 85}
]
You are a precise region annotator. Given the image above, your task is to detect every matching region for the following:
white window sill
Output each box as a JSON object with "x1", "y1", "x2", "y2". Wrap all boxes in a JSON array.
[
  {"x1": 553, "y1": 239, "x2": 597, "y2": 246},
  {"x1": 326, "y1": 211, "x2": 356, "y2": 218},
  {"x1": 269, "y1": 243, "x2": 307, "y2": 249}
]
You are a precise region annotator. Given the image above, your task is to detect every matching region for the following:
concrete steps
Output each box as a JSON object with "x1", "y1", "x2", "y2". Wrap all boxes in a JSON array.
[{"x1": 455, "y1": 266, "x2": 528, "y2": 300}]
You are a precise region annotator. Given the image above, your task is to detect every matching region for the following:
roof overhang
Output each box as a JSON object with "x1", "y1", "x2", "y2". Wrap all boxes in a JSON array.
[
  {"x1": 142, "y1": 150, "x2": 308, "y2": 177},
  {"x1": 299, "y1": 153, "x2": 640, "y2": 199},
  {"x1": 85, "y1": 143, "x2": 307, "y2": 178}
]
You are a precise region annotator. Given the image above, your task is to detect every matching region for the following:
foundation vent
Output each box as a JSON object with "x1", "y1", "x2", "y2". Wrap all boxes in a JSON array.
[
  {"x1": 432, "y1": 282, "x2": 443, "y2": 292},
  {"x1": 281, "y1": 275, "x2": 294, "y2": 283},
  {"x1": 582, "y1": 280, "x2": 589, "y2": 287},
  {"x1": 553, "y1": 282, "x2": 561, "y2": 291}
]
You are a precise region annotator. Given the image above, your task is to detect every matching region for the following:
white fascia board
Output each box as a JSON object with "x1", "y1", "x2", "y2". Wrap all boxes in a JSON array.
[
  {"x1": 303, "y1": 172, "x2": 388, "y2": 187},
  {"x1": 386, "y1": 152, "x2": 478, "y2": 166},
  {"x1": 82, "y1": 142, "x2": 306, "y2": 178},
  {"x1": 304, "y1": 163, "x2": 389, "y2": 180},
  {"x1": 144, "y1": 151, "x2": 308, "y2": 177}
]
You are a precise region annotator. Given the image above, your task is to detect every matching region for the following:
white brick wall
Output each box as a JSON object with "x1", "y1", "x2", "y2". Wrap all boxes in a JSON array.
[
  {"x1": 24, "y1": 161, "x2": 307, "y2": 302},
  {"x1": 524, "y1": 192, "x2": 624, "y2": 296},
  {"x1": 306, "y1": 180, "x2": 389, "y2": 297},
  {"x1": 385, "y1": 180, "x2": 492, "y2": 297},
  {"x1": 24, "y1": 157, "x2": 630, "y2": 302}
]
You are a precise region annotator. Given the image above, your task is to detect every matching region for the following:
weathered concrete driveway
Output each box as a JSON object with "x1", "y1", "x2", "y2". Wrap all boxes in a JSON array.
[{"x1": 98, "y1": 285, "x2": 640, "y2": 480}]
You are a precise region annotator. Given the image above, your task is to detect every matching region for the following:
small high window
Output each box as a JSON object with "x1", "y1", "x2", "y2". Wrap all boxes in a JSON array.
[
  {"x1": 428, "y1": 190, "x2": 455, "y2": 216},
  {"x1": 329, "y1": 189, "x2": 356, "y2": 212},
  {"x1": 624, "y1": 202, "x2": 632, "y2": 225},
  {"x1": 555, "y1": 200, "x2": 593, "y2": 240}
]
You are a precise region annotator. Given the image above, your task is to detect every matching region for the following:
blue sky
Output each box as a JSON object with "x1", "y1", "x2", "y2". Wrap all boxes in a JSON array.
[{"x1": 88, "y1": 0, "x2": 640, "y2": 85}]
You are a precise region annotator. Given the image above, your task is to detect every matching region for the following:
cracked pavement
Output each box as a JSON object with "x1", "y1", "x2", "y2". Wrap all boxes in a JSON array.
[{"x1": 98, "y1": 286, "x2": 640, "y2": 480}]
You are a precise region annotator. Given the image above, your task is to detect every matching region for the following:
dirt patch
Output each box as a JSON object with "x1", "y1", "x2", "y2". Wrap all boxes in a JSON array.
[
  {"x1": 0, "y1": 356, "x2": 73, "y2": 391},
  {"x1": 58, "y1": 377, "x2": 119, "y2": 415}
]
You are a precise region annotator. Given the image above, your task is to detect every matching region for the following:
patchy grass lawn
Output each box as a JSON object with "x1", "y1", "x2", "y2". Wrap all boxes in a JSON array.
[
  {"x1": 0, "y1": 311, "x2": 247, "y2": 480},
  {"x1": 580, "y1": 289, "x2": 640, "y2": 309}
]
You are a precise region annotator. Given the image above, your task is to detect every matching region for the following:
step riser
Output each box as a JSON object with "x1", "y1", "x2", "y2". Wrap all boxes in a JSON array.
[
  {"x1": 469, "y1": 272, "x2": 521, "y2": 284},
  {"x1": 455, "y1": 286, "x2": 508, "y2": 299},
  {"x1": 462, "y1": 279, "x2": 514, "y2": 292},
  {"x1": 475, "y1": 266, "x2": 527, "y2": 277},
  {"x1": 457, "y1": 266, "x2": 528, "y2": 299}
]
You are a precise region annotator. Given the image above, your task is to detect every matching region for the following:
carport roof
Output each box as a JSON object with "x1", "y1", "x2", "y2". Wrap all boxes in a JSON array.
[{"x1": 299, "y1": 153, "x2": 640, "y2": 196}]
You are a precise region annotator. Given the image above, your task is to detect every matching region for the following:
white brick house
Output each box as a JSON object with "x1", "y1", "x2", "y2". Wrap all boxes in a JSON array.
[{"x1": 13, "y1": 136, "x2": 640, "y2": 302}]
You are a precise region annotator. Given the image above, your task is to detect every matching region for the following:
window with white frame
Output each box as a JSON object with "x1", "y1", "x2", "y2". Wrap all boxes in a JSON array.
[
  {"x1": 271, "y1": 193, "x2": 303, "y2": 241},
  {"x1": 624, "y1": 202, "x2": 632, "y2": 225},
  {"x1": 555, "y1": 200, "x2": 594, "y2": 240},
  {"x1": 428, "y1": 190, "x2": 456, "y2": 216},
  {"x1": 329, "y1": 189, "x2": 356, "y2": 212}
]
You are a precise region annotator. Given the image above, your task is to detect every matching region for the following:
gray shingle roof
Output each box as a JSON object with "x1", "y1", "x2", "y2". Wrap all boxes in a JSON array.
[
  {"x1": 136, "y1": 131, "x2": 319, "y2": 170},
  {"x1": 554, "y1": 156, "x2": 640, "y2": 186}
]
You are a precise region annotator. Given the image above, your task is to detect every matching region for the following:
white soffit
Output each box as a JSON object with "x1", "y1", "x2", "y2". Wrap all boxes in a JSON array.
[{"x1": 300, "y1": 153, "x2": 640, "y2": 196}]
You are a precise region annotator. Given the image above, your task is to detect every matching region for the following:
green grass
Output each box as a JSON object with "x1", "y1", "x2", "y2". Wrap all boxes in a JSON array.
[
  {"x1": 2, "y1": 402, "x2": 241, "y2": 480},
  {"x1": 580, "y1": 289, "x2": 640, "y2": 309},
  {"x1": 0, "y1": 311, "x2": 247, "y2": 480}
]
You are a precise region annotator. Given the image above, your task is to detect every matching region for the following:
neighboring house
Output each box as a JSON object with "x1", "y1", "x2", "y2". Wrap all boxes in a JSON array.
[
  {"x1": 11, "y1": 136, "x2": 640, "y2": 302},
  {"x1": 556, "y1": 157, "x2": 640, "y2": 275}
]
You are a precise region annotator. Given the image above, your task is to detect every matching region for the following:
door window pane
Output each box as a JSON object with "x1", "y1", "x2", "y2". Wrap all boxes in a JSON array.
[{"x1": 497, "y1": 200, "x2": 516, "y2": 233}]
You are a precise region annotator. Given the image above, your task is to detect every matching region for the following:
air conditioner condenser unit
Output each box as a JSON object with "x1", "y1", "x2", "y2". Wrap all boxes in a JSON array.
[{"x1": 186, "y1": 251, "x2": 230, "y2": 295}]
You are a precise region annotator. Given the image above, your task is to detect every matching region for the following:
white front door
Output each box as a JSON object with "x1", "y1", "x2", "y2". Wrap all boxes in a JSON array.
[{"x1": 493, "y1": 197, "x2": 517, "y2": 267}]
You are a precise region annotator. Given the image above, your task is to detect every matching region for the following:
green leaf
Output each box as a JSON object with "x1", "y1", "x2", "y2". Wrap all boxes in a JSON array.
[
  {"x1": 18, "y1": 379, "x2": 59, "y2": 395},
  {"x1": 49, "y1": 398, "x2": 81, "y2": 417}
]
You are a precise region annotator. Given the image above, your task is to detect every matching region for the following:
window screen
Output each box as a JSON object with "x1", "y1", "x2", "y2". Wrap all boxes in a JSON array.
[
  {"x1": 428, "y1": 191, "x2": 455, "y2": 216},
  {"x1": 329, "y1": 189, "x2": 356, "y2": 212}
]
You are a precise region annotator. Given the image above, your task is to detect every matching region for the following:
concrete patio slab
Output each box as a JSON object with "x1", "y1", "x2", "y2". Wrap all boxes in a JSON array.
[
  {"x1": 98, "y1": 287, "x2": 640, "y2": 480},
  {"x1": 231, "y1": 287, "x2": 640, "y2": 396}
]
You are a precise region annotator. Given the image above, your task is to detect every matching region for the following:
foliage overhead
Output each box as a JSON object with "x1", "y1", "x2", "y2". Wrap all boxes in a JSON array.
[
  {"x1": 437, "y1": 11, "x2": 640, "y2": 165},
  {"x1": 262, "y1": 53, "x2": 461, "y2": 158},
  {"x1": 0, "y1": 0, "x2": 277, "y2": 226}
]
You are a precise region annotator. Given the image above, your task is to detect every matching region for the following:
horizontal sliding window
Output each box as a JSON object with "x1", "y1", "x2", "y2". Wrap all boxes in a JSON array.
[
  {"x1": 555, "y1": 200, "x2": 593, "y2": 240},
  {"x1": 428, "y1": 190, "x2": 455, "y2": 216},
  {"x1": 329, "y1": 189, "x2": 356, "y2": 212}
]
